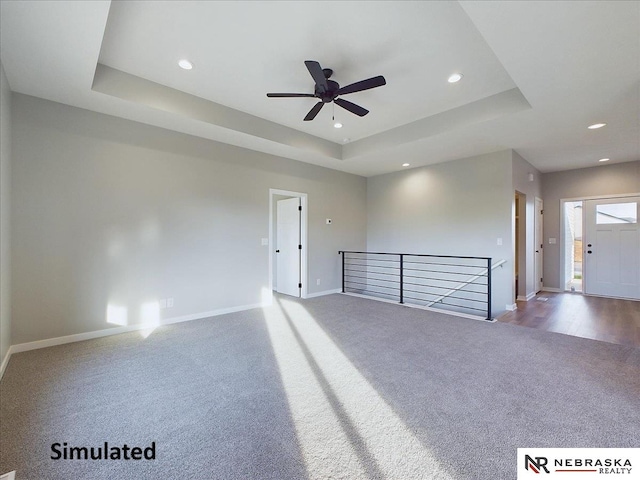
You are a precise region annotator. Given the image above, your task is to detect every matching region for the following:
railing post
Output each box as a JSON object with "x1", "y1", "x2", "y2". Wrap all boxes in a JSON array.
[
  {"x1": 341, "y1": 251, "x2": 345, "y2": 293},
  {"x1": 399, "y1": 254, "x2": 404, "y2": 304},
  {"x1": 486, "y1": 258, "x2": 492, "y2": 320}
]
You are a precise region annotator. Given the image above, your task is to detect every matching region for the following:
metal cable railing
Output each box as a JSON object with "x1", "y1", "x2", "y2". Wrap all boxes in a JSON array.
[{"x1": 339, "y1": 251, "x2": 497, "y2": 320}]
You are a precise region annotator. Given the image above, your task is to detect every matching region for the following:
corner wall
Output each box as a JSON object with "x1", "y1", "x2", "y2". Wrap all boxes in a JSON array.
[
  {"x1": 0, "y1": 63, "x2": 12, "y2": 367},
  {"x1": 366, "y1": 150, "x2": 514, "y2": 316},
  {"x1": 541, "y1": 161, "x2": 640, "y2": 290},
  {"x1": 11, "y1": 94, "x2": 367, "y2": 345}
]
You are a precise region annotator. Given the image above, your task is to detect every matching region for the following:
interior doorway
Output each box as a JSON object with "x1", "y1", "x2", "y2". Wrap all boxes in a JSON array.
[
  {"x1": 276, "y1": 197, "x2": 301, "y2": 297},
  {"x1": 535, "y1": 197, "x2": 543, "y2": 293},
  {"x1": 514, "y1": 192, "x2": 526, "y2": 299},
  {"x1": 269, "y1": 189, "x2": 308, "y2": 299}
]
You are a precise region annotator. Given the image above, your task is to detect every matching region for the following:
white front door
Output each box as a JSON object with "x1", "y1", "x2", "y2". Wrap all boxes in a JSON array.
[
  {"x1": 276, "y1": 197, "x2": 301, "y2": 297},
  {"x1": 535, "y1": 197, "x2": 544, "y2": 292},
  {"x1": 584, "y1": 196, "x2": 640, "y2": 300}
]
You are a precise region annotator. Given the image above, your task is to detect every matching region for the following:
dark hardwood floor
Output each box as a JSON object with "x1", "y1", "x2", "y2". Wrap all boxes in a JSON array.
[{"x1": 498, "y1": 292, "x2": 640, "y2": 348}]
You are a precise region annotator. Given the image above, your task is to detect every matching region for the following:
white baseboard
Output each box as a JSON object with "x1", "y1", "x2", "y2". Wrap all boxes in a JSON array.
[
  {"x1": 305, "y1": 288, "x2": 341, "y2": 299},
  {"x1": 1, "y1": 301, "x2": 266, "y2": 379},
  {"x1": 1, "y1": 471, "x2": 16, "y2": 480},
  {"x1": 517, "y1": 292, "x2": 537, "y2": 302},
  {"x1": 505, "y1": 303, "x2": 518, "y2": 311},
  {"x1": 542, "y1": 287, "x2": 562, "y2": 293}
]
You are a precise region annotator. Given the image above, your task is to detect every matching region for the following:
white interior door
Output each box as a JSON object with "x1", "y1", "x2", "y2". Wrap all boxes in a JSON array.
[
  {"x1": 535, "y1": 197, "x2": 543, "y2": 292},
  {"x1": 584, "y1": 196, "x2": 640, "y2": 300},
  {"x1": 276, "y1": 197, "x2": 301, "y2": 297}
]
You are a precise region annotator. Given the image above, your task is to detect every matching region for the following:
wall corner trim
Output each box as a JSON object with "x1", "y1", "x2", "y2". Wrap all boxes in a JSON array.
[{"x1": 0, "y1": 345, "x2": 14, "y2": 380}]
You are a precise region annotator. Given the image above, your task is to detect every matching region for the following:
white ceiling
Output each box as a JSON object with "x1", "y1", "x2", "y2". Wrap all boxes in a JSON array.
[{"x1": 1, "y1": 0, "x2": 638, "y2": 177}]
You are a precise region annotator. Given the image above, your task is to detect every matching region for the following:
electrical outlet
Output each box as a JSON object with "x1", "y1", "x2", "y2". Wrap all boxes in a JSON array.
[
  {"x1": 497, "y1": 237, "x2": 503, "y2": 246},
  {"x1": 159, "y1": 299, "x2": 167, "y2": 309},
  {"x1": 316, "y1": 279, "x2": 321, "y2": 286},
  {"x1": 167, "y1": 298, "x2": 174, "y2": 308}
]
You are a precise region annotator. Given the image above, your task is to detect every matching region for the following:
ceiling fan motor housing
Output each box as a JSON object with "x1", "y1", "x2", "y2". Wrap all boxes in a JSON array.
[{"x1": 318, "y1": 80, "x2": 340, "y2": 102}]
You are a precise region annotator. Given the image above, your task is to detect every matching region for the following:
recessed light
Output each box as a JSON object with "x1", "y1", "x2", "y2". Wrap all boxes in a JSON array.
[
  {"x1": 178, "y1": 59, "x2": 193, "y2": 70},
  {"x1": 448, "y1": 73, "x2": 463, "y2": 83},
  {"x1": 402, "y1": 163, "x2": 410, "y2": 167},
  {"x1": 334, "y1": 122, "x2": 343, "y2": 129},
  {"x1": 599, "y1": 158, "x2": 610, "y2": 162},
  {"x1": 588, "y1": 123, "x2": 606, "y2": 129}
]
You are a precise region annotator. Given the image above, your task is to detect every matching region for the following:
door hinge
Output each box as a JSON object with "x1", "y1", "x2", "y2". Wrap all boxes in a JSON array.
[
  {"x1": 298, "y1": 283, "x2": 302, "y2": 289},
  {"x1": 298, "y1": 205, "x2": 302, "y2": 211},
  {"x1": 298, "y1": 244, "x2": 302, "y2": 250},
  {"x1": 541, "y1": 209, "x2": 544, "y2": 214}
]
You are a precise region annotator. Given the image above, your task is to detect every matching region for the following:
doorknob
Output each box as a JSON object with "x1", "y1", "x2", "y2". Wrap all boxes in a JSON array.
[
  {"x1": 587, "y1": 250, "x2": 592, "y2": 254},
  {"x1": 587, "y1": 243, "x2": 592, "y2": 247},
  {"x1": 276, "y1": 250, "x2": 280, "y2": 253}
]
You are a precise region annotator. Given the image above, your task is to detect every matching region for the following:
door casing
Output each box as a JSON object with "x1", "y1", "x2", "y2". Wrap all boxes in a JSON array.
[{"x1": 269, "y1": 189, "x2": 308, "y2": 302}]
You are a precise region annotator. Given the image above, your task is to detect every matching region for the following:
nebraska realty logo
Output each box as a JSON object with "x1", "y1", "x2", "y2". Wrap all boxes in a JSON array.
[{"x1": 517, "y1": 448, "x2": 639, "y2": 478}]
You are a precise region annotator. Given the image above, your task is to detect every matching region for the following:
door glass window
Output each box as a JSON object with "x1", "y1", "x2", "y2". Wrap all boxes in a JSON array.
[{"x1": 596, "y1": 202, "x2": 637, "y2": 224}]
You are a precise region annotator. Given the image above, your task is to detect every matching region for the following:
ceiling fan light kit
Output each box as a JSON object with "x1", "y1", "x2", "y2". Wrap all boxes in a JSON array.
[{"x1": 267, "y1": 60, "x2": 386, "y2": 121}]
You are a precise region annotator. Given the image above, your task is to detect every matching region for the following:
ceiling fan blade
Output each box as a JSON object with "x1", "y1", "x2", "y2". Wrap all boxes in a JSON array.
[
  {"x1": 305, "y1": 60, "x2": 328, "y2": 92},
  {"x1": 334, "y1": 98, "x2": 369, "y2": 117},
  {"x1": 267, "y1": 93, "x2": 316, "y2": 98},
  {"x1": 336, "y1": 75, "x2": 386, "y2": 96},
  {"x1": 304, "y1": 102, "x2": 324, "y2": 121}
]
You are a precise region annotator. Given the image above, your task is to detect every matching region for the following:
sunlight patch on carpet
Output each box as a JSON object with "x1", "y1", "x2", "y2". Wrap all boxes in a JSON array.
[{"x1": 263, "y1": 297, "x2": 454, "y2": 479}]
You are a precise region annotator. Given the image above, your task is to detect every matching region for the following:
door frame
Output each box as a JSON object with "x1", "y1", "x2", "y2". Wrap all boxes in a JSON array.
[
  {"x1": 559, "y1": 192, "x2": 639, "y2": 294},
  {"x1": 269, "y1": 189, "x2": 308, "y2": 300},
  {"x1": 535, "y1": 197, "x2": 543, "y2": 293}
]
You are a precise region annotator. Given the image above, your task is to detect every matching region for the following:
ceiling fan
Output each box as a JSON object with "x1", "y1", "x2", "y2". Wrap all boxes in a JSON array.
[{"x1": 267, "y1": 60, "x2": 386, "y2": 121}]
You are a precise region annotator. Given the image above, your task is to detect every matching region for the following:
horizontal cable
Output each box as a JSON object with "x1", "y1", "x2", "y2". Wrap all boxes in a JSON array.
[
  {"x1": 403, "y1": 260, "x2": 485, "y2": 269},
  {"x1": 403, "y1": 274, "x2": 487, "y2": 286},
  {"x1": 345, "y1": 280, "x2": 399, "y2": 292},
  {"x1": 345, "y1": 287, "x2": 399, "y2": 299},
  {"x1": 345, "y1": 273, "x2": 400, "y2": 282},
  {"x1": 403, "y1": 267, "x2": 487, "y2": 278},
  {"x1": 404, "y1": 296, "x2": 486, "y2": 313},
  {"x1": 403, "y1": 290, "x2": 486, "y2": 304},
  {"x1": 345, "y1": 268, "x2": 400, "y2": 276},
  {"x1": 402, "y1": 282, "x2": 487, "y2": 295},
  {"x1": 402, "y1": 276, "x2": 487, "y2": 288},
  {"x1": 344, "y1": 257, "x2": 400, "y2": 263},
  {"x1": 345, "y1": 263, "x2": 400, "y2": 270}
]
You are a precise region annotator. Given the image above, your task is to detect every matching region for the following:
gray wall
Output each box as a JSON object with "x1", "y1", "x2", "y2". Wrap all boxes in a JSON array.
[
  {"x1": 541, "y1": 161, "x2": 640, "y2": 290},
  {"x1": 11, "y1": 94, "x2": 366, "y2": 344},
  {"x1": 0, "y1": 63, "x2": 11, "y2": 362},
  {"x1": 366, "y1": 150, "x2": 514, "y2": 316},
  {"x1": 512, "y1": 151, "x2": 542, "y2": 299}
]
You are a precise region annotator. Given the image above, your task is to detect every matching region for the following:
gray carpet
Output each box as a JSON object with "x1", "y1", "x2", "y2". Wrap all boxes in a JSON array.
[{"x1": 1, "y1": 293, "x2": 638, "y2": 479}]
